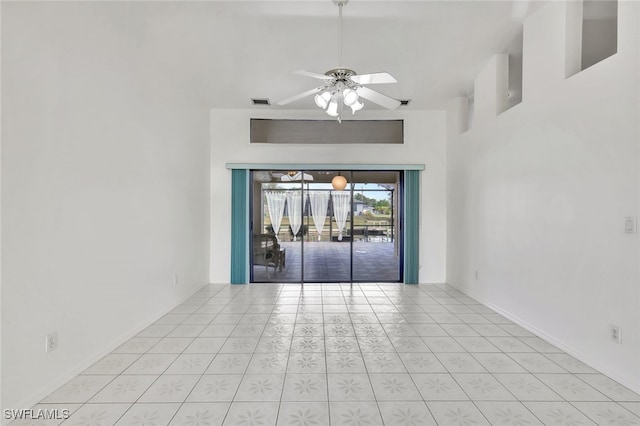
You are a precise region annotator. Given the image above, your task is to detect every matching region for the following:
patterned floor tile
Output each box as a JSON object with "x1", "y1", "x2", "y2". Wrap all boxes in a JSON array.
[
  {"x1": 187, "y1": 375, "x2": 243, "y2": 402},
  {"x1": 329, "y1": 402, "x2": 384, "y2": 426},
  {"x1": 435, "y1": 352, "x2": 487, "y2": 373},
  {"x1": 234, "y1": 374, "x2": 286, "y2": 402},
  {"x1": 60, "y1": 404, "x2": 131, "y2": 426},
  {"x1": 90, "y1": 375, "x2": 157, "y2": 403},
  {"x1": 206, "y1": 353, "x2": 252, "y2": 374},
  {"x1": 507, "y1": 352, "x2": 567, "y2": 373},
  {"x1": 25, "y1": 283, "x2": 640, "y2": 426},
  {"x1": 474, "y1": 401, "x2": 543, "y2": 426},
  {"x1": 223, "y1": 402, "x2": 279, "y2": 426},
  {"x1": 81, "y1": 354, "x2": 140, "y2": 375},
  {"x1": 493, "y1": 373, "x2": 563, "y2": 401},
  {"x1": 453, "y1": 373, "x2": 516, "y2": 401},
  {"x1": 470, "y1": 353, "x2": 527, "y2": 373},
  {"x1": 327, "y1": 374, "x2": 376, "y2": 401},
  {"x1": 277, "y1": 402, "x2": 330, "y2": 426},
  {"x1": 115, "y1": 403, "x2": 180, "y2": 426},
  {"x1": 378, "y1": 401, "x2": 437, "y2": 426},
  {"x1": 369, "y1": 373, "x2": 422, "y2": 401},
  {"x1": 286, "y1": 352, "x2": 326, "y2": 373},
  {"x1": 536, "y1": 373, "x2": 610, "y2": 401},
  {"x1": 138, "y1": 374, "x2": 200, "y2": 403},
  {"x1": 574, "y1": 402, "x2": 640, "y2": 425},
  {"x1": 184, "y1": 337, "x2": 227, "y2": 354},
  {"x1": 621, "y1": 402, "x2": 640, "y2": 417},
  {"x1": 113, "y1": 337, "x2": 161, "y2": 354},
  {"x1": 426, "y1": 401, "x2": 490, "y2": 426},
  {"x1": 246, "y1": 353, "x2": 289, "y2": 374},
  {"x1": 524, "y1": 401, "x2": 597, "y2": 425},
  {"x1": 281, "y1": 374, "x2": 328, "y2": 401},
  {"x1": 147, "y1": 337, "x2": 193, "y2": 354},
  {"x1": 164, "y1": 353, "x2": 215, "y2": 375},
  {"x1": 576, "y1": 374, "x2": 640, "y2": 401},
  {"x1": 325, "y1": 336, "x2": 360, "y2": 353},
  {"x1": 412, "y1": 373, "x2": 469, "y2": 401},
  {"x1": 422, "y1": 337, "x2": 466, "y2": 353},
  {"x1": 170, "y1": 402, "x2": 230, "y2": 425},
  {"x1": 544, "y1": 353, "x2": 599, "y2": 373},
  {"x1": 42, "y1": 375, "x2": 115, "y2": 404},
  {"x1": 362, "y1": 352, "x2": 407, "y2": 373},
  {"x1": 326, "y1": 352, "x2": 367, "y2": 373}
]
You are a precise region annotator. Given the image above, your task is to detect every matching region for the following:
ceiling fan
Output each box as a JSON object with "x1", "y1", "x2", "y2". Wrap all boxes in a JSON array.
[{"x1": 277, "y1": 0, "x2": 401, "y2": 122}]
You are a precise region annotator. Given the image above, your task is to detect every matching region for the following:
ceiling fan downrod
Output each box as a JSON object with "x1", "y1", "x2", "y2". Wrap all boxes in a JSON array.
[{"x1": 334, "y1": 0, "x2": 349, "y2": 67}]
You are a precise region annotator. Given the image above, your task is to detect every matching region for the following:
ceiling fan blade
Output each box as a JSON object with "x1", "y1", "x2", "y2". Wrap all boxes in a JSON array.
[
  {"x1": 351, "y1": 72, "x2": 397, "y2": 85},
  {"x1": 277, "y1": 87, "x2": 323, "y2": 106},
  {"x1": 356, "y1": 86, "x2": 401, "y2": 110},
  {"x1": 293, "y1": 69, "x2": 333, "y2": 80}
]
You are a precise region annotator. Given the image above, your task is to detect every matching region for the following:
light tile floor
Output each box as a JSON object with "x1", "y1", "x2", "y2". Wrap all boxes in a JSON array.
[{"x1": 16, "y1": 283, "x2": 640, "y2": 425}]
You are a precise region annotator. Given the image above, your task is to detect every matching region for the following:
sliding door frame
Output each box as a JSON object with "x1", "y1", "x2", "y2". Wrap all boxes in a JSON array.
[{"x1": 228, "y1": 163, "x2": 424, "y2": 284}]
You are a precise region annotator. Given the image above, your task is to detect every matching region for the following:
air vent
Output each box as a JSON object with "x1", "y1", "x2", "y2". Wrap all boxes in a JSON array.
[
  {"x1": 251, "y1": 98, "x2": 271, "y2": 106},
  {"x1": 399, "y1": 99, "x2": 411, "y2": 106},
  {"x1": 250, "y1": 119, "x2": 404, "y2": 144}
]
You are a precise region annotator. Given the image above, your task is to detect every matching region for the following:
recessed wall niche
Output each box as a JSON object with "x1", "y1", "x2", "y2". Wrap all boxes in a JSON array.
[
  {"x1": 466, "y1": 95, "x2": 475, "y2": 132},
  {"x1": 582, "y1": 0, "x2": 618, "y2": 70},
  {"x1": 567, "y1": 0, "x2": 618, "y2": 77},
  {"x1": 505, "y1": 32, "x2": 524, "y2": 111}
]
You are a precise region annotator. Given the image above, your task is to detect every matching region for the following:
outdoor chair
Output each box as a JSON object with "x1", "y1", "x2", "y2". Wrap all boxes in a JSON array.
[{"x1": 253, "y1": 234, "x2": 284, "y2": 279}]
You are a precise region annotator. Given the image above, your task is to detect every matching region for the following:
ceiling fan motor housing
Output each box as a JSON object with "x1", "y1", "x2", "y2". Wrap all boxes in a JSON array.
[{"x1": 325, "y1": 68, "x2": 356, "y2": 81}]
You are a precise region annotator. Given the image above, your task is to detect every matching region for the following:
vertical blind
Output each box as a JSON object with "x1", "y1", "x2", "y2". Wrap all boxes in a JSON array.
[{"x1": 230, "y1": 169, "x2": 248, "y2": 284}]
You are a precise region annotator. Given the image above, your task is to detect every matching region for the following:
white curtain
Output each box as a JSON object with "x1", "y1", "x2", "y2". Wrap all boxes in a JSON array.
[
  {"x1": 264, "y1": 191, "x2": 286, "y2": 240},
  {"x1": 286, "y1": 191, "x2": 304, "y2": 241},
  {"x1": 308, "y1": 191, "x2": 330, "y2": 241},
  {"x1": 331, "y1": 191, "x2": 351, "y2": 241}
]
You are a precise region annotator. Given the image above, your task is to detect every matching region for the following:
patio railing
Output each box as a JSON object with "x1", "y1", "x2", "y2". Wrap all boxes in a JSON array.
[{"x1": 265, "y1": 222, "x2": 394, "y2": 243}]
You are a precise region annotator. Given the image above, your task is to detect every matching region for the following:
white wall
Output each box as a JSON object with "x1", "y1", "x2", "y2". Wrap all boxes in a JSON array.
[
  {"x1": 447, "y1": 1, "x2": 640, "y2": 391},
  {"x1": 0, "y1": 2, "x2": 3, "y2": 415},
  {"x1": 1, "y1": 3, "x2": 211, "y2": 411},
  {"x1": 210, "y1": 109, "x2": 447, "y2": 284}
]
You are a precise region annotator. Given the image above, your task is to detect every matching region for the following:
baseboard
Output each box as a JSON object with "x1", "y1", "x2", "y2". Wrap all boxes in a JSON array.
[
  {"x1": 449, "y1": 282, "x2": 640, "y2": 395},
  {"x1": 4, "y1": 283, "x2": 209, "y2": 423}
]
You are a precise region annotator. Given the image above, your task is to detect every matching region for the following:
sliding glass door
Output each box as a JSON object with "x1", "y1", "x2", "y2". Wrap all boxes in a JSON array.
[
  {"x1": 250, "y1": 169, "x2": 402, "y2": 283},
  {"x1": 351, "y1": 171, "x2": 401, "y2": 282}
]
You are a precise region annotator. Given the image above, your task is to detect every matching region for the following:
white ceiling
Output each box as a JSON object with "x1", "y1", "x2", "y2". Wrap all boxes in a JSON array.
[
  {"x1": 62, "y1": 1, "x2": 545, "y2": 113},
  {"x1": 198, "y1": 0, "x2": 546, "y2": 111}
]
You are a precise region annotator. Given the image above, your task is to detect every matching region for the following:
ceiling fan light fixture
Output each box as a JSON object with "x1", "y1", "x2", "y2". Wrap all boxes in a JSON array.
[
  {"x1": 314, "y1": 91, "x2": 331, "y2": 109},
  {"x1": 326, "y1": 100, "x2": 339, "y2": 117},
  {"x1": 343, "y1": 88, "x2": 358, "y2": 106},
  {"x1": 349, "y1": 99, "x2": 363, "y2": 114}
]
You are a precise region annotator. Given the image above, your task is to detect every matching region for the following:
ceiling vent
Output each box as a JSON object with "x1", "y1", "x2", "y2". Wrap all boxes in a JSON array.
[
  {"x1": 399, "y1": 99, "x2": 411, "y2": 106},
  {"x1": 251, "y1": 98, "x2": 271, "y2": 106}
]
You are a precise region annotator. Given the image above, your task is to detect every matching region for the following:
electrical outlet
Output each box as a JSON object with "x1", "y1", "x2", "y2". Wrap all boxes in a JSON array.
[
  {"x1": 475, "y1": 270, "x2": 479, "y2": 280},
  {"x1": 173, "y1": 274, "x2": 179, "y2": 286},
  {"x1": 610, "y1": 325, "x2": 621, "y2": 344},
  {"x1": 624, "y1": 217, "x2": 637, "y2": 234},
  {"x1": 45, "y1": 332, "x2": 58, "y2": 353}
]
